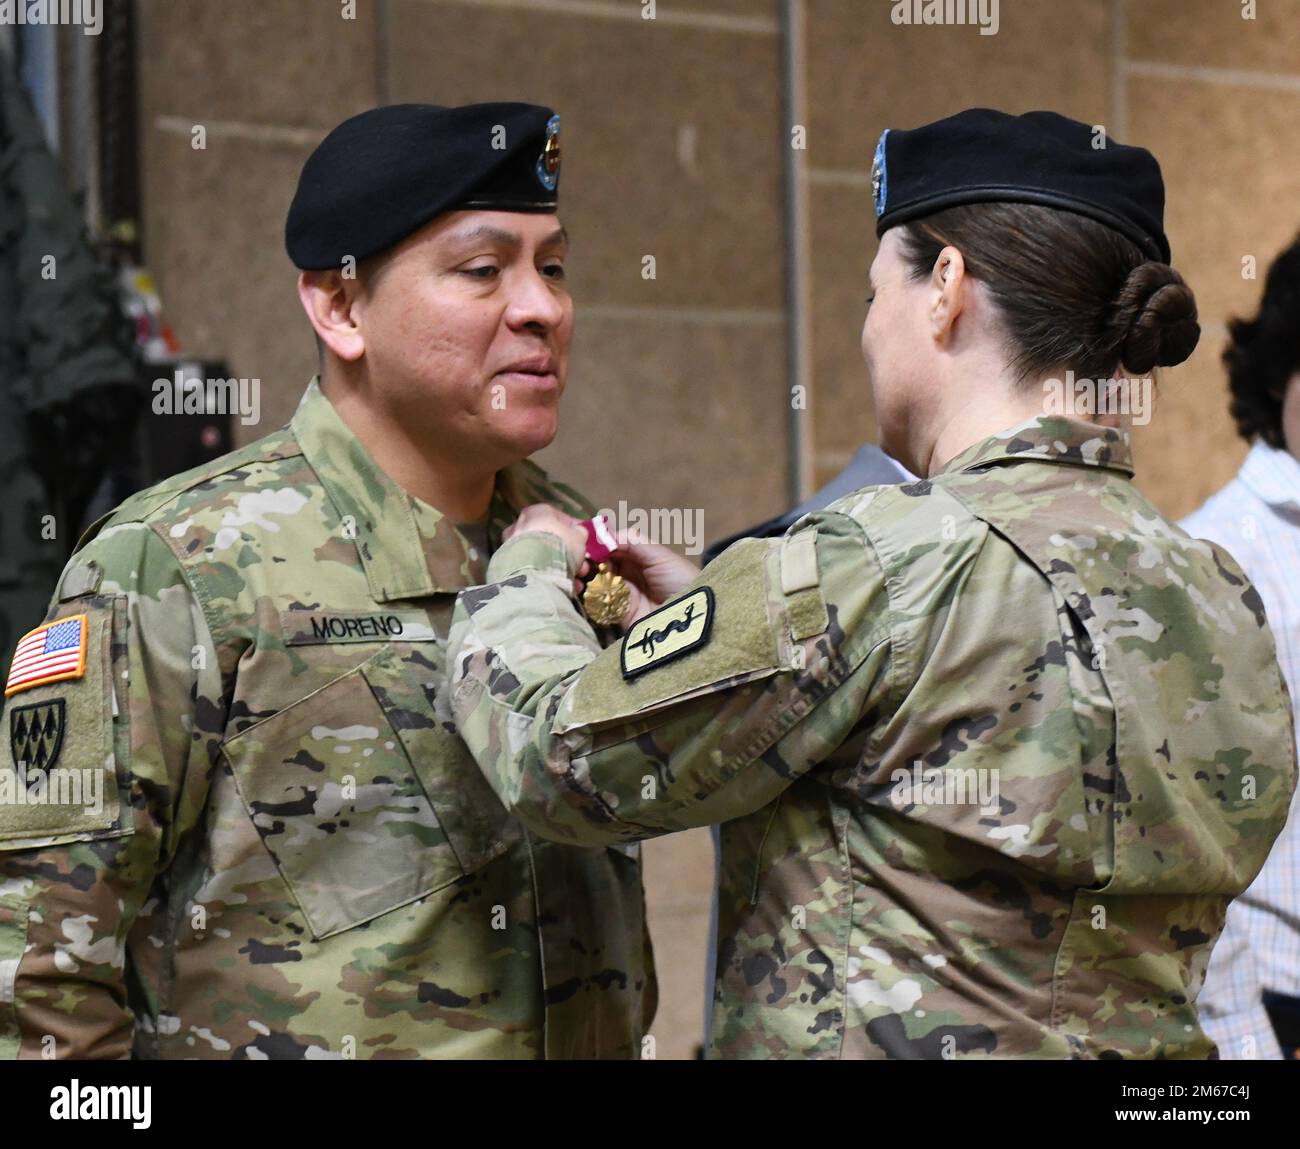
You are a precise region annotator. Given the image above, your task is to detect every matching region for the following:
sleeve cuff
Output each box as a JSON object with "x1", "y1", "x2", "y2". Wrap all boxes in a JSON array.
[{"x1": 487, "y1": 531, "x2": 578, "y2": 589}]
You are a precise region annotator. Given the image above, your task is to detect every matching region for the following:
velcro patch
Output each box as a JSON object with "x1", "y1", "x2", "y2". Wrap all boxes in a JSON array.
[
  {"x1": 5, "y1": 615, "x2": 87, "y2": 697},
  {"x1": 621, "y1": 588, "x2": 715, "y2": 679},
  {"x1": 281, "y1": 610, "x2": 437, "y2": 646},
  {"x1": 0, "y1": 607, "x2": 119, "y2": 842}
]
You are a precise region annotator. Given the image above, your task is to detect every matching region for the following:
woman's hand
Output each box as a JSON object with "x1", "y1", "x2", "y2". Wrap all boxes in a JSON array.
[
  {"x1": 611, "y1": 531, "x2": 701, "y2": 627},
  {"x1": 501, "y1": 509, "x2": 702, "y2": 625}
]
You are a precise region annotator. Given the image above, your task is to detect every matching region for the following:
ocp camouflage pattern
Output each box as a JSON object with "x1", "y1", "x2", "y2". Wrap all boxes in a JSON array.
[
  {"x1": 449, "y1": 415, "x2": 1296, "y2": 1059},
  {"x1": 0, "y1": 378, "x2": 655, "y2": 1060}
]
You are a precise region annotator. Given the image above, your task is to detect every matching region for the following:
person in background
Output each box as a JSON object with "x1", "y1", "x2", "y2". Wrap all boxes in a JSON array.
[
  {"x1": 1182, "y1": 235, "x2": 1300, "y2": 1060},
  {"x1": 0, "y1": 51, "x2": 137, "y2": 686}
]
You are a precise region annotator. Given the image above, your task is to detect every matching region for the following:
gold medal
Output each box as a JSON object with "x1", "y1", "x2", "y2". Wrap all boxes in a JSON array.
[{"x1": 583, "y1": 562, "x2": 631, "y2": 627}]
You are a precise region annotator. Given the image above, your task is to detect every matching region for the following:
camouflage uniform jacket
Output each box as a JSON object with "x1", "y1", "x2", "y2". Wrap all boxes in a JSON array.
[
  {"x1": 449, "y1": 416, "x2": 1296, "y2": 1059},
  {"x1": 0, "y1": 378, "x2": 654, "y2": 1060}
]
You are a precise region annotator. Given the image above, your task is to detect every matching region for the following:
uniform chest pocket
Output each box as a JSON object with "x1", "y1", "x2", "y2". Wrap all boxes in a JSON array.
[{"x1": 222, "y1": 644, "x2": 515, "y2": 940}]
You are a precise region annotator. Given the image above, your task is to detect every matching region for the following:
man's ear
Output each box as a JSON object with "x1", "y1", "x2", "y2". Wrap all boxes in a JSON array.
[
  {"x1": 928, "y1": 245, "x2": 967, "y2": 347},
  {"x1": 298, "y1": 269, "x2": 366, "y2": 363}
]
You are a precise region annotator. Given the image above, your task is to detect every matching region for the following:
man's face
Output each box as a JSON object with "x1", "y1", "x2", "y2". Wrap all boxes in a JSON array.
[{"x1": 352, "y1": 209, "x2": 573, "y2": 469}]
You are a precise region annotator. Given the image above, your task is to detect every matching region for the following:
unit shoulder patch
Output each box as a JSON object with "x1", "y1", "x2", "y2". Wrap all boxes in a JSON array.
[
  {"x1": 621, "y1": 588, "x2": 715, "y2": 679},
  {"x1": 9, "y1": 698, "x2": 66, "y2": 772}
]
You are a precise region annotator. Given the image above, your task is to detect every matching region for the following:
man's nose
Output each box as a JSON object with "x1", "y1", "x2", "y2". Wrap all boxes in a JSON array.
[{"x1": 504, "y1": 266, "x2": 567, "y2": 331}]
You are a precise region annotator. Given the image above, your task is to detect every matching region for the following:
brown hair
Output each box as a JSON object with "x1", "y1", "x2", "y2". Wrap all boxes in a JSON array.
[{"x1": 896, "y1": 203, "x2": 1200, "y2": 381}]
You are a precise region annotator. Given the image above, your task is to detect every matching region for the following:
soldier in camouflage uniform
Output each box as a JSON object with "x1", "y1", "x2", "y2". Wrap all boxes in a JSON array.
[
  {"x1": 0, "y1": 104, "x2": 654, "y2": 1059},
  {"x1": 446, "y1": 111, "x2": 1298, "y2": 1058}
]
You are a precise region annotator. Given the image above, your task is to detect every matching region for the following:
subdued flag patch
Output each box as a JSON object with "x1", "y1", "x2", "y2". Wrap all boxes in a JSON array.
[
  {"x1": 621, "y1": 588, "x2": 714, "y2": 679},
  {"x1": 5, "y1": 615, "x2": 88, "y2": 696}
]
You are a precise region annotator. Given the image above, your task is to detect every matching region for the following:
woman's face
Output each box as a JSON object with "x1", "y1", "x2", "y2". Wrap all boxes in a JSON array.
[{"x1": 860, "y1": 229, "x2": 934, "y2": 471}]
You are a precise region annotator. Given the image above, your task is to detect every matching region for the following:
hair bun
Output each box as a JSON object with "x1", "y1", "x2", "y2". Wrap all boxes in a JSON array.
[{"x1": 1109, "y1": 262, "x2": 1200, "y2": 373}]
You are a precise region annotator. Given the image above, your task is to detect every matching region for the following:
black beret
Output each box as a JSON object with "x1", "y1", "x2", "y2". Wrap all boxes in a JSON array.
[
  {"x1": 286, "y1": 102, "x2": 561, "y2": 270},
  {"x1": 871, "y1": 109, "x2": 1171, "y2": 264}
]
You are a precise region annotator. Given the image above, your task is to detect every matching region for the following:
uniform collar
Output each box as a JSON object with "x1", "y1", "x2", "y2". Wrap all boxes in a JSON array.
[
  {"x1": 937, "y1": 415, "x2": 1135, "y2": 479},
  {"x1": 291, "y1": 377, "x2": 535, "y2": 601},
  {"x1": 1237, "y1": 439, "x2": 1300, "y2": 511}
]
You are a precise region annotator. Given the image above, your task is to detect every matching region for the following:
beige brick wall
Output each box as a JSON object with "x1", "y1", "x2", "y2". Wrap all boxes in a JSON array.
[
  {"x1": 135, "y1": 0, "x2": 1300, "y2": 1059},
  {"x1": 1123, "y1": 0, "x2": 1300, "y2": 515}
]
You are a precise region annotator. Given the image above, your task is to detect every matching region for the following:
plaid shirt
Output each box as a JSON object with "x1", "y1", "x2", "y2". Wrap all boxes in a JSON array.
[{"x1": 1182, "y1": 440, "x2": 1300, "y2": 1060}]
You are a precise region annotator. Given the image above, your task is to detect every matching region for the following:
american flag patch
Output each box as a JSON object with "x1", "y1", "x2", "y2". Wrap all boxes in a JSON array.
[{"x1": 4, "y1": 615, "x2": 88, "y2": 697}]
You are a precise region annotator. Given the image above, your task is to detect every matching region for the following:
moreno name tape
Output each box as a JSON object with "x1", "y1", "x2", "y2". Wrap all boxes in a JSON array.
[{"x1": 621, "y1": 588, "x2": 714, "y2": 680}]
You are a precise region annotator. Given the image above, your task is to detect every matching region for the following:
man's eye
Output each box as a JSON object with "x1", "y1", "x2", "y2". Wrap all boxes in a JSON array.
[
  {"x1": 541, "y1": 264, "x2": 567, "y2": 280},
  {"x1": 463, "y1": 266, "x2": 498, "y2": 279},
  {"x1": 866, "y1": 293, "x2": 876, "y2": 305}
]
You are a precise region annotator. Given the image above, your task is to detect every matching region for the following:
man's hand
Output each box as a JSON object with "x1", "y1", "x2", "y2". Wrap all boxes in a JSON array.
[{"x1": 504, "y1": 505, "x2": 591, "y2": 595}]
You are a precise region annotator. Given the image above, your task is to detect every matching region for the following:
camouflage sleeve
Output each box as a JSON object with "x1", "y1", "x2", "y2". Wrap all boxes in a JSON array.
[
  {"x1": 0, "y1": 522, "x2": 220, "y2": 1058},
  {"x1": 448, "y1": 513, "x2": 893, "y2": 846}
]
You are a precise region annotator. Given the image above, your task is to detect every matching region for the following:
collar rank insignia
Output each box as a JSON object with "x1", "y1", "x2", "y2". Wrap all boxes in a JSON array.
[
  {"x1": 536, "y1": 113, "x2": 561, "y2": 191},
  {"x1": 10, "y1": 698, "x2": 66, "y2": 772},
  {"x1": 621, "y1": 587, "x2": 715, "y2": 679},
  {"x1": 5, "y1": 614, "x2": 88, "y2": 696}
]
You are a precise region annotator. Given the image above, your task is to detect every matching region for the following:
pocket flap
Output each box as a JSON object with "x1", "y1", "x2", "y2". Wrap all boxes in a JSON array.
[{"x1": 222, "y1": 664, "x2": 462, "y2": 939}]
